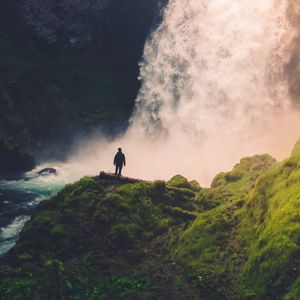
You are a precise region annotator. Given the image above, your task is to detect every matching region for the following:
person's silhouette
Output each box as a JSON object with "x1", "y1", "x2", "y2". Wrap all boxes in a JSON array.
[{"x1": 114, "y1": 148, "x2": 126, "y2": 176}]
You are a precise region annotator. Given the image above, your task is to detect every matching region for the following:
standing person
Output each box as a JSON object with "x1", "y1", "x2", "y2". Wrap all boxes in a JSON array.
[{"x1": 114, "y1": 148, "x2": 126, "y2": 176}]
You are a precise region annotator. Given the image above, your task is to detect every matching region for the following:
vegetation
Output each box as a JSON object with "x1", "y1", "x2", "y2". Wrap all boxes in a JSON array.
[
  {"x1": 237, "y1": 143, "x2": 300, "y2": 299},
  {"x1": 0, "y1": 175, "x2": 202, "y2": 299},
  {"x1": 0, "y1": 33, "x2": 132, "y2": 158},
  {"x1": 2, "y1": 144, "x2": 300, "y2": 299}
]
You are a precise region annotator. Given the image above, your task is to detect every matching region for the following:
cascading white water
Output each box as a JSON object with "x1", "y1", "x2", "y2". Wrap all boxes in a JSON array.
[
  {"x1": 132, "y1": 0, "x2": 292, "y2": 136},
  {"x1": 109, "y1": 0, "x2": 299, "y2": 184},
  {"x1": 9, "y1": 0, "x2": 299, "y2": 188}
]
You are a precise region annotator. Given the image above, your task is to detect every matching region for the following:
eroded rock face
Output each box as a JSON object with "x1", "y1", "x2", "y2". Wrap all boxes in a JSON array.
[
  {"x1": 21, "y1": 0, "x2": 109, "y2": 48},
  {"x1": 0, "y1": 139, "x2": 35, "y2": 177},
  {"x1": 20, "y1": 0, "x2": 166, "y2": 51},
  {"x1": 0, "y1": 0, "x2": 167, "y2": 168}
]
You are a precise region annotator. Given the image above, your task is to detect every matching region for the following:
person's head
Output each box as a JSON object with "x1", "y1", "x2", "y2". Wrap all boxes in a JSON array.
[{"x1": 118, "y1": 147, "x2": 122, "y2": 152}]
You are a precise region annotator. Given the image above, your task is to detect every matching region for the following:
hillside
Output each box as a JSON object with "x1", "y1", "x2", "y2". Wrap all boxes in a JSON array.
[{"x1": 2, "y1": 142, "x2": 300, "y2": 299}]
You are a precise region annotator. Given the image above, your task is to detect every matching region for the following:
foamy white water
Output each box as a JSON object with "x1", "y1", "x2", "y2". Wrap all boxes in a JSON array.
[
  {"x1": 0, "y1": 170, "x2": 64, "y2": 256},
  {"x1": 20, "y1": 0, "x2": 299, "y2": 187},
  {"x1": 60, "y1": 0, "x2": 299, "y2": 186},
  {"x1": 0, "y1": 216, "x2": 30, "y2": 256}
]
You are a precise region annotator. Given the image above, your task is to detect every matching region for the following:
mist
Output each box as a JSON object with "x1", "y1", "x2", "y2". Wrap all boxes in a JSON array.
[{"x1": 43, "y1": 0, "x2": 300, "y2": 187}]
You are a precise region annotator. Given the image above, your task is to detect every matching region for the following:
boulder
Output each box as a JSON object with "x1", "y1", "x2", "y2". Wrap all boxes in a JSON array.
[{"x1": 37, "y1": 168, "x2": 57, "y2": 176}]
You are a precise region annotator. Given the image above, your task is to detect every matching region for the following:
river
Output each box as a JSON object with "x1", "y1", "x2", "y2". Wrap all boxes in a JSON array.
[{"x1": 0, "y1": 167, "x2": 68, "y2": 257}]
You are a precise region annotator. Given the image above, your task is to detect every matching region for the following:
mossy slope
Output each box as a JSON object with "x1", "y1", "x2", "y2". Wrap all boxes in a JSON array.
[
  {"x1": 237, "y1": 142, "x2": 300, "y2": 299},
  {"x1": 175, "y1": 146, "x2": 300, "y2": 299},
  {"x1": 0, "y1": 177, "x2": 203, "y2": 299},
  {"x1": 3, "y1": 143, "x2": 300, "y2": 299}
]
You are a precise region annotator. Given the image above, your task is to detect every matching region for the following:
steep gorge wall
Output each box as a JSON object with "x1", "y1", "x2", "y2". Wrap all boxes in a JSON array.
[
  {"x1": 20, "y1": 0, "x2": 167, "y2": 54},
  {"x1": 0, "y1": 0, "x2": 167, "y2": 175}
]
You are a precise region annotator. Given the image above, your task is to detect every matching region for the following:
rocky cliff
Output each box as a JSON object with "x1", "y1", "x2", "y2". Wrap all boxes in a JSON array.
[
  {"x1": 0, "y1": 0, "x2": 166, "y2": 175},
  {"x1": 20, "y1": 0, "x2": 166, "y2": 52}
]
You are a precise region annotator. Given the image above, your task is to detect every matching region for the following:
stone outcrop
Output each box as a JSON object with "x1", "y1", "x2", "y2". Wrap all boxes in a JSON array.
[
  {"x1": 19, "y1": 0, "x2": 167, "y2": 52},
  {"x1": 0, "y1": 0, "x2": 168, "y2": 176}
]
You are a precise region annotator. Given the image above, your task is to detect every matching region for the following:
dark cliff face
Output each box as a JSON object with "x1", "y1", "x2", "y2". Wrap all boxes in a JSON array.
[
  {"x1": 21, "y1": 0, "x2": 109, "y2": 48},
  {"x1": 0, "y1": 0, "x2": 167, "y2": 174},
  {"x1": 20, "y1": 0, "x2": 166, "y2": 54}
]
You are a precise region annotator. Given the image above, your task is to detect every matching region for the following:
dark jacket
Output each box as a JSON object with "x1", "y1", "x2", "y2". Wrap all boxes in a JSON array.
[{"x1": 114, "y1": 152, "x2": 126, "y2": 166}]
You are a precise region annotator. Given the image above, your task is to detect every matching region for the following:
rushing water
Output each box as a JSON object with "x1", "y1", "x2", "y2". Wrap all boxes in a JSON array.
[
  {"x1": 133, "y1": 0, "x2": 292, "y2": 134},
  {"x1": 58, "y1": 0, "x2": 299, "y2": 187},
  {"x1": 89, "y1": 0, "x2": 298, "y2": 184},
  {"x1": 0, "y1": 166, "x2": 70, "y2": 257}
]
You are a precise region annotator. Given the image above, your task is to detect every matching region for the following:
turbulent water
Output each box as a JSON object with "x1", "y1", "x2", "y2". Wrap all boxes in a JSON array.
[
  {"x1": 0, "y1": 167, "x2": 67, "y2": 257},
  {"x1": 70, "y1": 0, "x2": 299, "y2": 184},
  {"x1": 46, "y1": 0, "x2": 299, "y2": 184},
  {"x1": 133, "y1": 0, "x2": 292, "y2": 133},
  {"x1": 1, "y1": 0, "x2": 300, "y2": 256}
]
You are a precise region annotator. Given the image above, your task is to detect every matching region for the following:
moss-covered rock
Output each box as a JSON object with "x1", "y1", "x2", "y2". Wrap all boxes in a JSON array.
[
  {"x1": 0, "y1": 0, "x2": 165, "y2": 168},
  {"x1": 212, "y1": 154, "x2": 277, "y2": 187},
  {"x1": 291, "y1": 139, "x2": 300, "y2": 157},
  {"x1": 172, "y1": 154, "x2": 279, "y2": 297},
  {"x1": 167, "y1": 175, "x2": 201, "y2": 192},
  {"x1": 173, "y1": 147, "x2": 300, "y2": 299},
  {"x1": 236, "y1": 149, "x2": 300, "y2": 299}
]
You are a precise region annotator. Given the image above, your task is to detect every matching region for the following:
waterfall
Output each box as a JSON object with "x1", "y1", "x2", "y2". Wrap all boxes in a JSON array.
[
  {"x1": 117, "y1": 0, "x2": 298, "y2": 184},
  {"x1": 36, "y1": 0, "x2": 300, "y2": 186},
  {"x1": 131, "y1": 0, "x2": 293, "y2": 135}
]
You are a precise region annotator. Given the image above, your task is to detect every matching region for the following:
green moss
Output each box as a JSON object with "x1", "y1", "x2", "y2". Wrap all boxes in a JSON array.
[
  {"x1": 162, "y1": 206, "x2": 197, "y2": 221},
  {"x1": 0, "y1": 272, "x2": 151, "y2": 300},
  {"x1": 168, "y1": 175, "x2": 192, "y2": 189},
  {"x1": 291, "y1": 139, "x2": 300, "y2": 157},
  {"x1": 236, "y1": 152, "x2": 300, "y2": 298},
  {"x1": 177, "y1": 204, "x2": 231, "y2": 268},
  {"x1": 152, "y1": 180, "x2": 166, "y2": 192},
  {"x1": 188, "y1": 180, "x2": 201, "y2": 192},
  {"x1": 283, "y1": 278, "x2": 300, "y2": 300},
  {"x1": 1, "y1": 173, "x2": 206, "y2": 298},
  {"x1": 169, "y1": 154, "x2": 279, "y2": 296}
]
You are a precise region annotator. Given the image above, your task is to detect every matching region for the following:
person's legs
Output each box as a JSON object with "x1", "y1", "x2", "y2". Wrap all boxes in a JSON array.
[
  {"x1": 118, "y1": 166, "x2": 123, "y2": 176},
  {"x1": 115, "y1": 165, "x2": 122, "y2": 176}
]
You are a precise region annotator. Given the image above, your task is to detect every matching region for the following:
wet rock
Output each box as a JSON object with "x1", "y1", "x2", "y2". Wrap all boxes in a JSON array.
[
  {"x1": 20, "y1": 0, "x2": 166, "y2": 51},
  {"x1": 37, "y1": 168, "x2": 57, "y2": 176}
]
